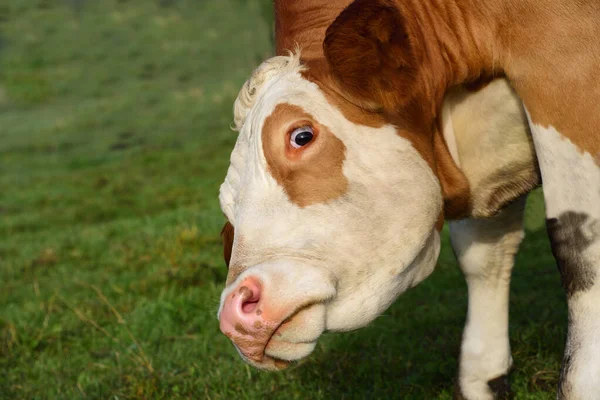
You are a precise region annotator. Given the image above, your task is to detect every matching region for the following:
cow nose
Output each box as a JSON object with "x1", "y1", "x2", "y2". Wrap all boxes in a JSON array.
[
  {"x1": 218, "y1": 261, "x2": 337, "y2": 369},
  {"x1": 219, "y1": 277, "x2": 264, "y2": 341}
]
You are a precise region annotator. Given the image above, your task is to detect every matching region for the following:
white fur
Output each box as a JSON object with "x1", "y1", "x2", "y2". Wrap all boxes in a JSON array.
[
  {"x1": 450, "y1": 199, "x2": 526, "y2": 399},
  {"x1": 527, "y1": 115, "x2": 600, "y2": 399},
  {"x1": 232, "y1": 51, "x2": 303, "y2": 132}
]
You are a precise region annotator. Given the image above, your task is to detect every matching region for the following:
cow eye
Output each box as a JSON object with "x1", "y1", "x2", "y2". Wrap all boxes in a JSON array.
[{"x1": 290, "y1": 126, "x2": 314, "y2": 148}]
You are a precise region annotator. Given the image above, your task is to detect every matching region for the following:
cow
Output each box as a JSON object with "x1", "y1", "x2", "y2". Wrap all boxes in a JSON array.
[{"x1": 217, "y1": 0, "x2": 600, "y2": 398}]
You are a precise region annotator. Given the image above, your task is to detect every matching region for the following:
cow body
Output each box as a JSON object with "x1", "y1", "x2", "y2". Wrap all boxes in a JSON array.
[{"x1": 218, "y1": 0, "x2": 599, "y2": 398}]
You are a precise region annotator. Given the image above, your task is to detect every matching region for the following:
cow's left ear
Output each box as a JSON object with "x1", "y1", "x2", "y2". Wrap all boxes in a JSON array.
[{"x1": 324, "y1": 0, "x2": 420, "y2": 111}]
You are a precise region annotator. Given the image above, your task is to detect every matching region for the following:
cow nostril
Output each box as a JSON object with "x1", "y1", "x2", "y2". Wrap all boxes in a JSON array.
[
  {"x1": 238, "y1": 284, "x2": 261, "y2": 314},
  {"x1": 242, "y1": 299, "x2": 259, "y2": 313}
]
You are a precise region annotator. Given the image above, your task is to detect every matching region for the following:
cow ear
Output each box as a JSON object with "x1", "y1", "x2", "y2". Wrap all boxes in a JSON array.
[
  {"x1": 220, "y1": 221, "x2": 235, "y2": 268},
  {"x1": 324, "y1": 0, "x2": 420, "y2": 111}
]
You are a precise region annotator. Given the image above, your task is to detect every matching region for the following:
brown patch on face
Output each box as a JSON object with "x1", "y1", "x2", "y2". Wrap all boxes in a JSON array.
[
  {"x1": 253, "y1": 321, "x2": 263, "y2": 329},
  {"x1": 220, "y1": 221, "x2": 234, "y2": 268},
  {"x1": 256, "y1": 309, "x2": 262, "y2": 316},
  {"x1": 229, "y1": 334, "x2": 265, "y2": 361},
  {"x1": 235, "y1": 323, "x2": 250, "y2": 336},
  {"x1": 262, "y1": 103, "x2": 348, "y2": 207}
]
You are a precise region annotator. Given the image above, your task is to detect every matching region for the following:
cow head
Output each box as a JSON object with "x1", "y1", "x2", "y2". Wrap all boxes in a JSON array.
[{"x1": 217, "y1": 0, "x2": 465, "y2": 370}]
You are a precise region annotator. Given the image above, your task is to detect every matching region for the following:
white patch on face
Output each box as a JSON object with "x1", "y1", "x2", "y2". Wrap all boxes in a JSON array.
[
  {"x1": 527, "y1": 112, "x2": 600, "y2": 398},
  {"x1": 219, "y1": 65, "x2": 443, "y2": 339}
]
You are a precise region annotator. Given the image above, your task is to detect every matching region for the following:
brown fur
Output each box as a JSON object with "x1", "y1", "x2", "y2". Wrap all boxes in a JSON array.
[
  {"x1": 275, "y1": 0, "x2": 353, "y2": 60},
  {"x1": 323, "y1": 0, "x2": 498, "y2": 117},
  {"x1": 262, "y1": 103, "x2": 348, "y2": 207},
  {"x1": 323, "y1": 0, "x2": 420, "y2": 112},
  {"x1": 221, "y1": 221, "x2": 234, "y2": 267},
  {"x1": 498, "y1": 0, "x2": 600, "y2": 160},
  {"x1": 275, "y1": 0, "x2": 388, "y2": 129},
  {"x1": 301, "y1": 63, "x2": 387, "y2": 129},
  {"x1": 323, "y1": 0, "x2": 599, "y2": 159}
]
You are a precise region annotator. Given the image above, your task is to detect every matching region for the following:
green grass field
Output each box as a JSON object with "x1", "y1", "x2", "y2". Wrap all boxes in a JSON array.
[{"x1": 0, "y1": 1, "x2": 566, "y2": 398}]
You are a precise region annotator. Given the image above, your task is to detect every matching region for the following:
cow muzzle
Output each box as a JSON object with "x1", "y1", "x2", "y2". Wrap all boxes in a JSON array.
[{"x1": 218, "y1": 261, "x2": 336, "y2": 370}]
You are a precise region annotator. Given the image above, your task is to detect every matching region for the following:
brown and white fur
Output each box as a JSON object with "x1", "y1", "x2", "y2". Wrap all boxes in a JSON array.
[{"x1": 217, "y1": 0, "x2": 599, "y2": 398}]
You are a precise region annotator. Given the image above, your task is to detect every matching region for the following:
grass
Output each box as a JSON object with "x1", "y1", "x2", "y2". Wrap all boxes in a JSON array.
[{"x1": 0, "y1": 1, "x2": 565, "y2": 398}]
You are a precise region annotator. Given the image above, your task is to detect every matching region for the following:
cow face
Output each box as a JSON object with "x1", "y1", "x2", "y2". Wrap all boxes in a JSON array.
[{"x1": 217, "y1": 53, "x2": 442, "y2": 370}]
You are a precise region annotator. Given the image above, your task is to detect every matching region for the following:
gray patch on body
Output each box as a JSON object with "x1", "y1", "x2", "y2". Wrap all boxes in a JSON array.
[{"x1": 546, "y1": 211, "x2": 599, "y2": 297}]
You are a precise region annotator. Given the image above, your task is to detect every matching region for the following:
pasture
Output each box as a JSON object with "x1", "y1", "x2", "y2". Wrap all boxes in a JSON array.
[{"x1": 0, "y1": 1, "x2": 565, "y2": 398}]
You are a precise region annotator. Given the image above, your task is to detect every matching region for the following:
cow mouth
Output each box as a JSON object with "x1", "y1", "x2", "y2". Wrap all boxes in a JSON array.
[
  {"x1": 236, "y1": 332, "x2": 316, "y2": 371},
  {"x1": 225, "y1": 301, "x2": 326, "y2": 371},
  {"x1": 236, "y1": 349, "x2": 293, "y2": 371}
]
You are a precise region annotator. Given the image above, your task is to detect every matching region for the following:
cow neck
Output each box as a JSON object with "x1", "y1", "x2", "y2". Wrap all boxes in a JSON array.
[
  {"x1": 383, "y1": 0, "x2": 513, "y2": 221},
  {"x1": 274, "y1": 0, "x2": 353, "y2": 60},
  {"x1": 396, "y1": 0, "x2": 501, "y2": 119}
]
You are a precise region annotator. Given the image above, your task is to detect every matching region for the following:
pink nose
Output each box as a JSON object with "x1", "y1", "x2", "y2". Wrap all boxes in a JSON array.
[
  {"x1": 219, "y1": 277, "x2": 264, "y2": 339},
  {"x1": 219, "y1": 277, "x2": 292, "y2": 369}
]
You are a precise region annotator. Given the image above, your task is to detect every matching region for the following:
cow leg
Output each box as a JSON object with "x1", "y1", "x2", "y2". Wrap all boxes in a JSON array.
[
  {"x1": 527, "y1": 121, "x2": 600, "y2": 399},
  {"x1": 449, "y1": 197, "x2": 526, "y2": 400}
]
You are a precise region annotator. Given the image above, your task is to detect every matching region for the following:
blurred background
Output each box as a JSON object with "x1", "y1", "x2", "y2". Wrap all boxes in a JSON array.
[{"x1": 0, "y1": 1, "x2": 568, "y2": 398}]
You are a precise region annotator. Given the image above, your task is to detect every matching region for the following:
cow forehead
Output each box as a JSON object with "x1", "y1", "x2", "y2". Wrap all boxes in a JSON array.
[{"x1": 221, "y1": 70, "x2": 351, "y2": 220}]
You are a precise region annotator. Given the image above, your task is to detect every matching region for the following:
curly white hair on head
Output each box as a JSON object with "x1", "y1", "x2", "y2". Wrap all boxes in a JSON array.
[{"x1": 232, "y1": 50, "x2": 304, "y2": 131}]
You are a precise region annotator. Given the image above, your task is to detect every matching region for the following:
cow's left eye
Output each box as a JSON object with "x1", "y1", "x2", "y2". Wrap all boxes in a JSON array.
[{"x1": 290, "y1": 126, "x2": 314, "y2": 148}]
